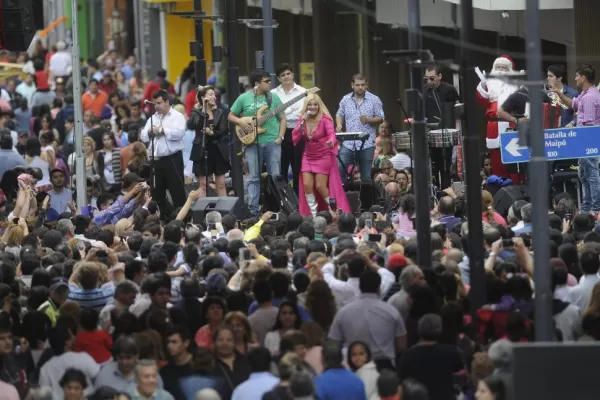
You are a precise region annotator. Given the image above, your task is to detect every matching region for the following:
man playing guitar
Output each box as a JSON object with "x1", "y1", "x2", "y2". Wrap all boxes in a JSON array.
[{"x1": 229, "y1": 70, "x2": 286, "y2": 216}]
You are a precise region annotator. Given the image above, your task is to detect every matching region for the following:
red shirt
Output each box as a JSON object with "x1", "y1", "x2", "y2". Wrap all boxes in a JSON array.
[
  {"x1": 142, "y1": 79, "x2": 175, "y2": 113},
  {"x1": 185, "y1": 89, "x2": 197, "y2": 117},
  {"x1": 74, "y1": 330, "x2": 113, "y2": 363}
]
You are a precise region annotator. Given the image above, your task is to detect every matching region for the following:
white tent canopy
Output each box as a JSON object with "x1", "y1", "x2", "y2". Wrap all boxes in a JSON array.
[{"x1": 442, "y1": 0, "x2": 573, "y2": 10}]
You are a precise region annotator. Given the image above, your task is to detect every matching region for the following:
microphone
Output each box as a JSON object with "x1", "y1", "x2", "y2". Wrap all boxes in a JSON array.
[
  {"x1": 300, "y1": 111, "x2": 312, "y2": 128},
  {"x1": 144, "y1": 100, "x2": 156, "y2": 105}
]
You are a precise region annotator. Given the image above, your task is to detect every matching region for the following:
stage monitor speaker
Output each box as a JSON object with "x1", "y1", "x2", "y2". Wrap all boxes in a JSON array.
[
  {"x1": 192, "y1": 197, "x2": 244, "y2": 223},
  {"x1": 493, "y1": 185, "x2": 530, "y2": 218},
  {"x1": 1, "y1": 0, "x2": 37, "y2": 52}
]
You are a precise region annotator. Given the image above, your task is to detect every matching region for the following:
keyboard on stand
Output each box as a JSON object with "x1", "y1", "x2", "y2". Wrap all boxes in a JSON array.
[{"x1": 336, "y1": 132, "x2": 369, "y2": 141}]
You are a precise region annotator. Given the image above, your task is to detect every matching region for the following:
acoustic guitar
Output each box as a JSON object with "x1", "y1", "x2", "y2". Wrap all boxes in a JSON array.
[{"x1": 235, "y1": 87, "x2": 321, "y2": 145}]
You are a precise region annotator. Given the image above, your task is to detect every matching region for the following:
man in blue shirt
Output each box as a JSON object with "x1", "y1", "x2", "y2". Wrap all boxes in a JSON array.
[
  {"x1": 0, "y1": 134, "x2": 26, "y2": 179},
  {"x1": 315, "y1": 342, "x2": 367, "y2": 400},
  {"x1": 547, "y1": 64, "x2": 578, "y2": 127},
  {"x1": 232, "y1": 348, "x2": 279, "y2": 400}
]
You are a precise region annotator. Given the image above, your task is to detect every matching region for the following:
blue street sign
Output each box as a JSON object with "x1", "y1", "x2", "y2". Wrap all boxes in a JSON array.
[{"x1": 499, "y1": 126, "x2": 600, "y2": 164}]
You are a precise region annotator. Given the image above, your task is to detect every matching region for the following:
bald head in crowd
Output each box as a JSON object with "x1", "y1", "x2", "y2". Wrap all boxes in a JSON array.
[
  {"x1": 386, "y1": 182, "x2": 400, "y2": 198},
  {"x1": 438, "y1": 196, "x2": 455, "y2": 216},
  {"x1": 226, "y1": 229, "x2": 244, "y2": 241}
]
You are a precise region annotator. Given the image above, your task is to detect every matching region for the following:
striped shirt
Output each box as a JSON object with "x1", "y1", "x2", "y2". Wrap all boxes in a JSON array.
[
  {"x1": 68, "y1": 284, "x2": 115, "y2": 311},
  {"x1": 572, "y1": 86, "x2": 600, "y2": 127}
]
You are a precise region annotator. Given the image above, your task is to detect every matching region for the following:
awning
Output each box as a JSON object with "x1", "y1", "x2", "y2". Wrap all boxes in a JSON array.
[
  {"x1": 246, "y1": 0, "x2": 312, "y2": 14},
  {"x1": 143, "y1": 0, "x2": 187, "y2": 3},
  {"x1": 441, "y1": 0, "x2": 573, "y2": 10}
]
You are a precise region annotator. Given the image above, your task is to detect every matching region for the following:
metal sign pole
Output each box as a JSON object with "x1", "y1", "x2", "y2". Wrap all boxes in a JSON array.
[
  {"x1": 460, "y1": 0, "x2": 486, "y2": 309},
  {"x1": 225, "y1": 0, "x2": 244, "y2": 200},
  {"x1": 526, "y1": 0, "x2": 552, "y2": 341},
  {"x1": 70, "y1": 0, "x2": 86, "y2": 213},
  {"x1": 407, "y1": 0, "x2": 432, "y2": 268},
  {"x1": 262, "y1": 0, "x2": 276, "y2": 84}
]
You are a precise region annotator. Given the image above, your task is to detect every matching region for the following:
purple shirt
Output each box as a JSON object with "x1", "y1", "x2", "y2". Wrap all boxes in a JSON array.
[
  {"x1": 93, "y1": 195, "x2": 138, "y2": 226},
  {"x1": 572, "y1": 86, "x2": 600, "y2": 126}
]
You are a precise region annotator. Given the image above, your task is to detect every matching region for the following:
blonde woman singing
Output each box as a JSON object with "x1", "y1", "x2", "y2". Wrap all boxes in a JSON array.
[{"x1": 292, "y1": 94, "x2": 350, "y2": 216}]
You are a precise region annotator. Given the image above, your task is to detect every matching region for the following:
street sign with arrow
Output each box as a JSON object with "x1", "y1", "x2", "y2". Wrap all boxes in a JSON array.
[{"x1": 499, "y1": 126, "x2": 600, "y2": 164}]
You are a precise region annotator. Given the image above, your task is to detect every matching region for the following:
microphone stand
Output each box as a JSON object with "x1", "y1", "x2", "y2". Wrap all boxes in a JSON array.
[
  {"x1": 397, "y1": 99, "x2": 415, "y2": 169},
  {"x1": 149, "y1": 104, "x2": 156, "y2": 189},
  {"x1": 202, "y1": 101, "x2": 209, "y2": 197}
]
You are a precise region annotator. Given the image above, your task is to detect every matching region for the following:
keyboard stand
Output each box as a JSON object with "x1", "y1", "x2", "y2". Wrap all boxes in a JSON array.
[{"x1": 337, "y1": 137, "x2": 368, "y2": 189}]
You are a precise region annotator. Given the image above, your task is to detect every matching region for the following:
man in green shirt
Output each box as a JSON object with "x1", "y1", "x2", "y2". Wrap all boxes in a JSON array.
[{"x1": 229, "y1": 70, "x2": 287, "y2": 216}]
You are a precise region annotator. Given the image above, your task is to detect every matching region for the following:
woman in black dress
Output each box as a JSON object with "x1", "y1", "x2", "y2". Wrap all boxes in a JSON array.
[{"x1": 188, "y1": 85, "x2": 230, "y2": 196}]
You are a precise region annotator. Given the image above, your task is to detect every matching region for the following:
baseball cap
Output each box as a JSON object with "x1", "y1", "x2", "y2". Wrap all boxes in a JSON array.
[
  {"x1": 387, "y1": 253, "x2": 408, "y2": 272},
  {"x1": 45, "y1": 208, "x2": 60, "y2": 223},
  {"x1": 50, "y1": 168, "x2": 65, "y2": 176},
  {"x1": 50, "y1": 277, "x2": 69, "y2": 292},
  {"x1": 18, "y1": 131, "x2": 28, "y2": 137},
  {"x1": 122, "y1": 172, "x2": 145, "y2": 189}
]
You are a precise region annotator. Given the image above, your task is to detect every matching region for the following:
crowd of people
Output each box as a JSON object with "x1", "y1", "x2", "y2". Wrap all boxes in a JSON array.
[{"x1": 0, "y1": 36, "x2": 597, "y2": 400}]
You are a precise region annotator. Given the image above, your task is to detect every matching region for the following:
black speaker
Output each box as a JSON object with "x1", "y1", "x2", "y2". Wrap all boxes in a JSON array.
[
  {"x1": 1, "y1": 0, "x2": 36, "y2": 52},
  {"x1": 192, "y1": 197, "x2": 244, "y2": 223},
  {"x1": 493, "y1": 185, "x2": 530, "y2": 217}
]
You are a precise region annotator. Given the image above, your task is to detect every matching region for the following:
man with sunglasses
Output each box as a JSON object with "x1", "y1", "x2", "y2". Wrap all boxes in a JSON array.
[
  {"x1": 424, "y1": 65, "x2": 460, "y2": 189},
  {"x1": 229, "y1": 70, "x2": 286, "y2": 216},
  {"x1": 423, "y1": 65, "x2": 460, "y2": 125}
]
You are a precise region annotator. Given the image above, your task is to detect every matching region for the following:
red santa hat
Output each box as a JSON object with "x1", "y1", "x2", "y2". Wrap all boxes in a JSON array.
[{"x1": 493, "y1": 54, "x2": 515, "y2": 72}]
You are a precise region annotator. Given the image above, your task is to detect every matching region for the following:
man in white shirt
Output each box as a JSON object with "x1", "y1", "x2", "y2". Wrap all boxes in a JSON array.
[
  {"x1": 141, "y1": 89, "x2": 187, "y2": 213},
  {"x1": 271, "y1": 63, "x2": 306, "y2": 194},
  {"x1": 15, "y1": 74, "x2": 36, "y2": 106},
  {"x1": 49, "y1": 41, "x2": 72, "y2": 81},
  {"x1": 39, "y1": 324, "x2": 100, "y2": 398}
]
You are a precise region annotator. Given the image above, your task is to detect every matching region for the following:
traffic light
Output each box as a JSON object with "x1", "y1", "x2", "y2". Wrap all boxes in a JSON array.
[{"x1": 0, "y1": 0, "x2": 37, "y2": 51}]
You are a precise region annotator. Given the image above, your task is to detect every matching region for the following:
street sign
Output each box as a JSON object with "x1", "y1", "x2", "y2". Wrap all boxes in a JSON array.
[{"x1": 499, "y1": 126, "x2": 600, "y2": 164}]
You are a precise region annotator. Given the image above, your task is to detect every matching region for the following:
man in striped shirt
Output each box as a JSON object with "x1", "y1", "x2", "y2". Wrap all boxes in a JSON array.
[
  {"x1": 552, "y1": 64, "x2": 600, "y2": 214},
  {"x1": 68, "y1": 262, "x2": 115, "y2": 311}
]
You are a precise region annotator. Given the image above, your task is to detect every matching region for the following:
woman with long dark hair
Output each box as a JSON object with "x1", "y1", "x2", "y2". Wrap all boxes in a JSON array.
[
  {"x1": 188, "y1": 85, "x2": 230, "y2": 196},
  {"x1": 395, "y1": 193, "x2": 417, "y2": 238},
  {"x1": 347, "y1": 341, "x2": 380, "y2": 400},
  {"x1": 264, "y1": 300, "x2": 303, "y2": 356},
  {"x1": 96, "y1": 132, "x2": 122, "y2": 192},
  {"x1": 305, "y1": 280, "x2": 336, "y2": 332}
]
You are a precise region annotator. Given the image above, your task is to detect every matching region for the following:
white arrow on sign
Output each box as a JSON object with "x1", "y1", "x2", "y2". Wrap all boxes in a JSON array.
[{"x1": 505, "y1": 138, "x2": 528, "y2": 157}]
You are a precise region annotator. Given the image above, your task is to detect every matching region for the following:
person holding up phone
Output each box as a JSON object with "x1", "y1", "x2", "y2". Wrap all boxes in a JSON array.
[{"x1": 202, "y1": 211, "x2": 225, "y2": 240}]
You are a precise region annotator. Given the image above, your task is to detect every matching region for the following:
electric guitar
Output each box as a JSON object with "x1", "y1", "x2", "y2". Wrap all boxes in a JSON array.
[{"x1": 235, "y1": 87, "x2": 321, "y2": 145}]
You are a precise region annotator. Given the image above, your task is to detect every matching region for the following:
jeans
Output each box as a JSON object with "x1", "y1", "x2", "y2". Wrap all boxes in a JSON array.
[
  {"x1": 246, "y1": 141, "x2": 281, "y2": 215},
  {"x1": 579, "y1": 157, "x2": 600, "y2": 212},
  {"x1": 338, "y1": 145, "x2": 375, "y2": 183}
]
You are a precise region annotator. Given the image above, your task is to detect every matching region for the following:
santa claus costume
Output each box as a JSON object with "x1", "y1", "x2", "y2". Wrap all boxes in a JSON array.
[{"x1": 475, "y1": 55, "x2": 520, "y2": 179}]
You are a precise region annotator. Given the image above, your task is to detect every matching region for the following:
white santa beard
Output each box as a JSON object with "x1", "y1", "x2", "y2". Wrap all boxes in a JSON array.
[{"x1": 487, "y1": 78, "x2": 518, "y2": 103}]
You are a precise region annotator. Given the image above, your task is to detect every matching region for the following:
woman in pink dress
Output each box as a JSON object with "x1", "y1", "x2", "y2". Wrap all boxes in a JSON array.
[{"x1": 292, "y1": 94, "x2": 350, "y2": 216}]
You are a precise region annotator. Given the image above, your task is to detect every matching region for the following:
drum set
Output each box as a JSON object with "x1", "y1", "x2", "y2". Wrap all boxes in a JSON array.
[
  {"x1": 392, "y1": 128, "x2": 461, "y2": 151},
  {"x1": 392, "y1": 128, "x2": 462, "y2": 187}
]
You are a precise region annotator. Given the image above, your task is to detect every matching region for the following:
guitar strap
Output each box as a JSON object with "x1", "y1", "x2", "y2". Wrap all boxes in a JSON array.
[{"x1": 265, "y1": 91, "x2": 272, "y2": 108}]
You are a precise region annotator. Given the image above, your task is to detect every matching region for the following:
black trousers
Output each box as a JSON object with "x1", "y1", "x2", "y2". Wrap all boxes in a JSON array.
[
  {"x1": 430, "y1": 146, "x2": 453, "y2": 189},
  {"x1": 152, "y1": 150, "x2": 186, "y2": 217},
  {"x1": 281, "y1": 127, "x2": 305, "y2": 195}
]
